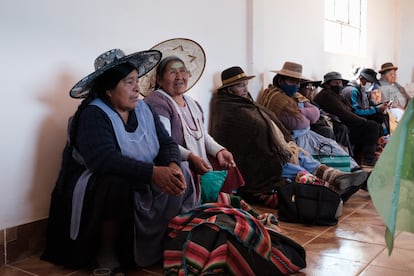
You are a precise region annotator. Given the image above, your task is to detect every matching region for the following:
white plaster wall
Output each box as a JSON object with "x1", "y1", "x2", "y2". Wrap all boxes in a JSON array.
[
  {"x1": 260, "y1": 0, "x2": 326, "y2": 94},
  {"x1": 0, "y1": 0, "x2": 249, "y2": 229},
  {"x1": 396, "y1": 0, "x2": 414, "y2": 85},
  {"x1": 0, "y1": 0, "x2": 412, "y2": 229}
]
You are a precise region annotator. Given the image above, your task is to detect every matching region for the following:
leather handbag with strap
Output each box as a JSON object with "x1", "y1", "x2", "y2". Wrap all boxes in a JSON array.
[
  {"x1": 278, "y1": 182, "x2": 342, "y2": 226},
  {"x1": 312, "y1": 143, "x2": 351, "y2": 172}
]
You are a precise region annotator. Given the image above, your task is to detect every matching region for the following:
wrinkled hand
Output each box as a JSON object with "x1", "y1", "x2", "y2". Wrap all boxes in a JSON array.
[
  {"x1": 188, "y1": 153, "x2": 211, "y2": 175},
  {"x1": 168, "y1": 162, "x2": 186, "y2": 184},
  {"x1": 152, "y1": 164, "x2": 186, "y2": 195},
  {"x1": 217, "y1": 149, "x2": 236, "y2": 170}
]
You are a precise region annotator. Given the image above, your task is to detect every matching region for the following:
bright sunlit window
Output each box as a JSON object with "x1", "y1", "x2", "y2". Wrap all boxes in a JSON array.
[{"x1": 324, "y1": 0, "x2": 367, "y2": 55}]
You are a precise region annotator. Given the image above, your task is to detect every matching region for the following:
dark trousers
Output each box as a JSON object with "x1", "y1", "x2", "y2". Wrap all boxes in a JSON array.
[
  {"x1": 348, "y1": 120, "x2": 379, "y2": 162},
  {"x1": 361, "y1": 113, "x2": 390, "y2": 136}
]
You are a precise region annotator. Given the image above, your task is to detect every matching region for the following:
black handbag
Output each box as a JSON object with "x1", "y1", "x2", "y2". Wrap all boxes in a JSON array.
[{"x1": 278, "y1": 183, "x2": 341, "y2": 226}]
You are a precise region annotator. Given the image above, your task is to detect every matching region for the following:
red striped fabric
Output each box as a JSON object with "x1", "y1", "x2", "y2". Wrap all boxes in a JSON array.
[{"x1": 164, "y1": 200, "x2": 306, "y2": 275}]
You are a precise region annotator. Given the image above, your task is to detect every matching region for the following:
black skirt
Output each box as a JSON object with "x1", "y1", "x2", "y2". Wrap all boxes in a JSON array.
[{"x1": 41, "y1": 161, "x2": 136, "y2": 269}]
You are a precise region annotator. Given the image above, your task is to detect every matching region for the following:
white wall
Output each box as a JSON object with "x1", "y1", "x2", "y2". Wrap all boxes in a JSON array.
[
  {"x1": 260, "y1": 0, "x2": 326, "y2": 96},
  {"x1": 396, "y1": 0, "x2": 414, "y2": 85},
  {"x1": 0, "y1": 0, "x2": 250, "y2": 229},
  {"x1": 0, "y1": 0, "x2": 412, "y2": 229}
]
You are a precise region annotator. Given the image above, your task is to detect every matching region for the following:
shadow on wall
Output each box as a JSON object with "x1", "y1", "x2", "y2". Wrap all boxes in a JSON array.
[{"x1": 28, "y1": 69, "x2": 79, "y2": 219}]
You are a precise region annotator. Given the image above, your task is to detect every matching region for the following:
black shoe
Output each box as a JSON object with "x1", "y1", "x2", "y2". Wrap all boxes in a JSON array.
[
  {"x1": 359, "y1": 170, "x2": 371, "y2": 191},
  {"x1": 333, "y1": 170, "x2": 369, "y2": 190},
  {"x1": 340, "y1": 185, "x2": 361, "y2": 202},
  {"x1": 351, "y1": 166, "x2": 362, "y2": 172},
  {"x1": 359, "y1": 181, "x2": 368, "y2": 191}
]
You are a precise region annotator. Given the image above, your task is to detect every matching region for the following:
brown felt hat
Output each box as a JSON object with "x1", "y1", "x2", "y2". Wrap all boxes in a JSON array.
[
  {"x1": 379, "y1": 62, "x2": 398, "y2": 74},
  {"x1": 271, "y1": 61, "x2": 308, "y2": 80}
]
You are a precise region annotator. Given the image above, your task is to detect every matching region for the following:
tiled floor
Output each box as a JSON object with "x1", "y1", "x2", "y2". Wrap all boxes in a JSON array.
[{"x1": 2, "y1": 189, "x2": 414, "y2": 276}]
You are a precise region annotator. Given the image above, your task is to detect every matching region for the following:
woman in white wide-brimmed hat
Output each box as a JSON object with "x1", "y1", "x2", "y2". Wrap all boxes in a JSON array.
[
  {"x1": 144, "y1": 38, "x2": 245, "y2": 199},
  {"x1": 41, "y1": 48, "x2": 198, "y2": 272}
]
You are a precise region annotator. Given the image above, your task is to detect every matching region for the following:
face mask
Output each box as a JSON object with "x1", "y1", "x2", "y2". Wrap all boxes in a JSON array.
[
  {"x1": 330, "y1": 85, "x2": 343, "y2": 94},
  {"x1": 281, "y1": 83, "x2": 299, "y2": 97},
  {"x1": 361, "y1": 82, "x2": 373, "y2": 93}
]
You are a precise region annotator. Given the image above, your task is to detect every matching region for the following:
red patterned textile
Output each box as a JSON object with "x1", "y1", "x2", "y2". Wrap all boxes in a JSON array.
[{"x1": 164, "y1": 202, "x2": 306, "y2": 275}]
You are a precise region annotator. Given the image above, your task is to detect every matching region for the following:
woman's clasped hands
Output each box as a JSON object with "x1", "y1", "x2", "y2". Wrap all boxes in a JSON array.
[{"x1": 152, "y1": 163, "x2": 186, "y2": 195}]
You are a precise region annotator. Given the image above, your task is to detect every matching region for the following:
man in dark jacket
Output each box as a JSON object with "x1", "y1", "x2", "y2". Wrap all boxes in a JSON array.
[{"x1": 314, "y1": 72, "x2": 379, "y2": 167}]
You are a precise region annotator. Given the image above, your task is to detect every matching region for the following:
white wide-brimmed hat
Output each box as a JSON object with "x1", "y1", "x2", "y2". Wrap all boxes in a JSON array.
[{"x1": 139, "y1": 38, "x2": 206, "y2": 96}]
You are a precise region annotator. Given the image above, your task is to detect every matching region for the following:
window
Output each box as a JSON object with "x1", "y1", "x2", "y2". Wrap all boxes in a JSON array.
[{"x1": 324, "y1": 0, "x2": 367, "y2": 55}]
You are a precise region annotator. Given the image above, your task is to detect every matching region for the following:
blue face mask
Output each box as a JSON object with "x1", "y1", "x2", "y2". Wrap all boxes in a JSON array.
[{"x1": 281, "y1": 82, "x2": 299, "y2": 97}]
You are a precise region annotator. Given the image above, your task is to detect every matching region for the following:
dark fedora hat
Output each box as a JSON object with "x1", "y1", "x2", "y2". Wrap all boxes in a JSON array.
[
  {"x1": 379, "y1": 62, "x2": 398, "y2": 74},
  {"x1": 218, "y1": 66, "x2": 255, "y2": 89},
  {"x1": 69, "y1": 49, "x2": 162, "y2": 99},
  {"x1": 359, "y1": 68, "x2": 380, "y2": 84},
  {"x1": 320, "y1": 71, "x2": 349, "y2": 88}
]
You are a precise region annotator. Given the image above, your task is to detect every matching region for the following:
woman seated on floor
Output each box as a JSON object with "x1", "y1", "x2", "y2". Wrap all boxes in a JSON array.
[
  {"x1": 256, "y1": 61, "x2": 360, "y2": 170},
  {"x1": 144, "y1": 38, "x2": 245, "y2": 196},
  {"x1": 41, "y1": 49, "x2": 198, "y2": 273}
]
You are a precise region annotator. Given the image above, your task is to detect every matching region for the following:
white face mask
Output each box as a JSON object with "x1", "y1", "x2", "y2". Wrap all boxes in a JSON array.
[{"x1": 362, "y1": 82, "x2": 373, "y2": 92}]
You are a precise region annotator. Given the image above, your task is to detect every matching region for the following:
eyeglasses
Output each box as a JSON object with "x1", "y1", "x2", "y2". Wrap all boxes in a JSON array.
[{"x1": 305, "y1": 84, "x2": 317, "y2": 90}]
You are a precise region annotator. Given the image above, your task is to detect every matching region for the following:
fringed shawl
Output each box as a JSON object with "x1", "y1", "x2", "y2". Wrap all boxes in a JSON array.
[
  {"x1": 210, "y1": 91, "x2": 292, "y2": 194},
  {"x1": 257, "y1": 84, "x2": 303, "y2": 119}
]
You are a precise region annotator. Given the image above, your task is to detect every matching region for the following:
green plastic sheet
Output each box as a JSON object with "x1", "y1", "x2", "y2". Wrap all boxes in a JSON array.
[{"x1": 368, "y1": 99, "x2": 414, "y2": 255}]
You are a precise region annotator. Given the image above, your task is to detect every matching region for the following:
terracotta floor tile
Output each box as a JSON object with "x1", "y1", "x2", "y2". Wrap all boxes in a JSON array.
[
  {"x1": 338, "y1": 207, "x2": 358, "y2": 219},
  {"x1": 279, "y1": 221, "x2": 334, "y2": 235},
  {"x1": 370, "y1": 247, "x2": 414, "y2": 273},
  {"x1": 300, "y1": 252, "x2": 367, "y2": 276},
  {"x1": 304, "y1": 236, "x2": 384, "y2": 263},
  {"x1": 8, "y1": 255, "x2": 79, "y2": 276},
  {"x1": 0, "y1": 265, "x2": 34, "y2": 275},
  {"x1": 278, "y1": 227, "x2": 321, "y2": 246},
  {"x1": 341, "y1": 205, "x2": 386, "y2": 227},
  {"x1": 360, "y1": 264, "x2": 414, "y2": 276},
  {"x1": 325, "y1": 221, "x2": 387, "y2": 245},
  {"x1": 394, "y1": 231, "x2": 414, "y2": 250}
]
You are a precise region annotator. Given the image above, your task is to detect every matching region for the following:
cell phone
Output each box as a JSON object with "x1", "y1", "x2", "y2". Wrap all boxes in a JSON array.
[{"x1": 387, "y1": 100, "x2": 393, "y2": 106}]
